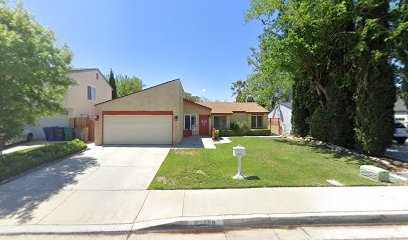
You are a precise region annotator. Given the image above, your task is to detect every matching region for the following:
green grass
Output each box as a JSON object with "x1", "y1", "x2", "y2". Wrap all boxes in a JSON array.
[
  {"x1": 0, "y1": 139, "x2": 87, "y2": 182},
  {"x1": 150, "y1": 138, "x2": 383, "y2": 189}
]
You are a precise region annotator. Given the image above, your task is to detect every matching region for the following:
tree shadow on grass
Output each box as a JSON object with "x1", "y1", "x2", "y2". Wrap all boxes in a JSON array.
[
  {"x1": 0, "y1": 152, "x2": 98, "y2": 224},
  {"x1": 275, "y1": 139, "x2": 387, "y2": 168}
]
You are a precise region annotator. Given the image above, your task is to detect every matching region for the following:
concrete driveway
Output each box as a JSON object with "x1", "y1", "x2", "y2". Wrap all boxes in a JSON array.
[{"x1": 0, "y1": 145, "x2": 169, "y2": 226}]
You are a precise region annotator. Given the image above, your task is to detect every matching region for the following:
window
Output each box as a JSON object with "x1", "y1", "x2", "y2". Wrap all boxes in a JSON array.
[
  {"x1": 251, "y1": 115, "x2": 263, "y2": 129},
  {"x1": 87, "y1": 86, "x2": 96, "y2": 101},
  {"x1": 214, "y1": 115, "x2": 227, "y2": 129},
  {"x1": 184, "y1": 114, "x2": 197, "y2": 130},
  {"x1": 96, "y1": 73, "x2": 99, "y2": 80}
]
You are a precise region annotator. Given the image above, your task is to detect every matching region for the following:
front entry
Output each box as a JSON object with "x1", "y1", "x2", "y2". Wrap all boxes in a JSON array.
[{"x1": 199, "y1": 115, "x2": 209, "y2": 136}]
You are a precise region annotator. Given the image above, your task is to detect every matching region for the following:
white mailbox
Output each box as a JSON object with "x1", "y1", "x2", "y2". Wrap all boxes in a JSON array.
[
  {"x1": 232, "y1": 145, "x2": 246, "y2": 180},
  {"x1": 233, "y1": 145, "x2": 246, "y2": 158}
]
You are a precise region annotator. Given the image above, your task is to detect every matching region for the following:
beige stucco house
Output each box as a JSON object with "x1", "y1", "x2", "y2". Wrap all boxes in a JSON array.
[
  {"x1": 94, "y1": 79, "x2": 269, "y2": 145},
  {"x1": 27, "y1": 68, "x2": 112, "y2": 139}
]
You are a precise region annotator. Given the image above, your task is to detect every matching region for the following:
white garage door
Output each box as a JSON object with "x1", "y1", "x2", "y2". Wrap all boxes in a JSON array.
[{"x1": 103, "y1": 115, "x2": 172, "y2": 144}]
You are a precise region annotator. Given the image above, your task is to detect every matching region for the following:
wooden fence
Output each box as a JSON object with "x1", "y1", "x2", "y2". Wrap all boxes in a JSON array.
[
  {"x1": 68, "y1": 117, "x2": 95, "y2": 142},
  {"x1": 268, "y1": 118, "x2": 281, "y2": 135}
]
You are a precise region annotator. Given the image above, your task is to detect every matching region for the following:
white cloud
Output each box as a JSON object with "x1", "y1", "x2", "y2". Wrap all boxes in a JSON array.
[{"x1": 201, "y1": 88, "x2": 206, "y2": 92}]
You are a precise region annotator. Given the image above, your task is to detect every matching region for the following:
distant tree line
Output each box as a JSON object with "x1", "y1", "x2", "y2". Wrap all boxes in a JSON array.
[{"x1": 236, "y1": 0, "x2": 407, "y2": 155}]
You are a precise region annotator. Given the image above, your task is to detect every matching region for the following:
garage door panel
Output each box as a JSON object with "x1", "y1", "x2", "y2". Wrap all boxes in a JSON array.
[{"x1": 103, "y1": 115, "x2": 172, "y2": 145}]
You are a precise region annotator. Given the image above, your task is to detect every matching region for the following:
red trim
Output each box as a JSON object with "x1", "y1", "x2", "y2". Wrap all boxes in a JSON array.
[
  {"x1": 183, "y1": 99, "x2": 212, "y2": 110},
  {"x1": 102, "y1": 111, "x2": 173, "y2": 116},
  {"x1": 101, "y1": 110, "x2": 174, "y2": 145},
  {"x1": 172, "y1": 112, "x2": 174, "y2": 144}
]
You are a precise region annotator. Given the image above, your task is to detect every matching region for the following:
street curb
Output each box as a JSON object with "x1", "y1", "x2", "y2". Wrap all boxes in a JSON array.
[
  {"x1": 136, "y1": 212, "x2": 408, "y2": 233},
  {"x1": 1, "y1": 211, "x2": 408, "y2": 235}
]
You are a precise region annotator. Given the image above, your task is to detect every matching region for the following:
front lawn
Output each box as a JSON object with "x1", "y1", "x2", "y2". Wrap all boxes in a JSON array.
[
  {"x1": 150, "y1": 138, "x2": 382, "y2": 189},
  {"x1": 0, "y1": 139, "x2": 87, "y2": 182}
]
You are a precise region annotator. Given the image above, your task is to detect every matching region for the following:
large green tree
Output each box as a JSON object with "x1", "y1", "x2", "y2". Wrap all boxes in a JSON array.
[
  {"x1": 231, "y1": 80, "x2": 255, "y2": 103},
  {"x1": 354, "y1": 0, "x2": 396, "y2": 155},
  {"x1": 246, "y1": 0, "x2": 399, "y2": 154},
  {"x1": 0, "y1": 1, "x2": 73, "y2": 155},
  {"x1": 115, "y1": 74, "x2": 143, "y2": 98},
  {"x1": 246, "y1": 0, "x2": 359, "y2": 146},
  {"x1": 392, "y1": 0, "x2": 408, "y2": 106}
]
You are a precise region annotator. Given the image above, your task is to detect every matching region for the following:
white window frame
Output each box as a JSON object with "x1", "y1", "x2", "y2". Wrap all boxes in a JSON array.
[
  {"x1": 184, "y1": 114, "x2": 197, "y2": 130},
  {"x1": 87, "y1": 86, "x2": 96, "y2": 101}
]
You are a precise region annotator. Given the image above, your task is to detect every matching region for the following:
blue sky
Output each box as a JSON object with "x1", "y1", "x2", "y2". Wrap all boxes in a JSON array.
[{"x1": 24, "y1": 0, "x2": 262, "y2": 101}]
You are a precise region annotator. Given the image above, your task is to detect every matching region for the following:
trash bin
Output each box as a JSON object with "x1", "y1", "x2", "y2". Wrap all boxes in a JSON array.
[
  {"x1": 64, "y1": 127, "x2": 74, "y2": 141},
  {"x1": 52, "y1": 127, "x2": 65, "y2": 141},
  {"x1": 43, "y1": 127, "x2": 53, "y2": 141}
]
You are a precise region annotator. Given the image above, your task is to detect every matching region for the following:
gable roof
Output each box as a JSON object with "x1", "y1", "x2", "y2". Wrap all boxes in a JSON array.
[
  {"x1": 95, "y1": 78, "x2": 180, "y2": 106},
  {"x1": 197, "y1": 102, "x2": 268, "y2": 114},
  {"x1": 67, "y1": 68, "x2": 113, "y2": 90},
  {"x1": 183, "y1": 98, "x2": 212, "y2": 110},
  {"x1": 395, "y1": 99, "x2": 407, "y2": 112}
]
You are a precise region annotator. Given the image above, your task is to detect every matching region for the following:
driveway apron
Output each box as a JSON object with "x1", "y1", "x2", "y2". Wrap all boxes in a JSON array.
[{"x1": 0, "y1": 146, "x2": 169, "y2": 226}]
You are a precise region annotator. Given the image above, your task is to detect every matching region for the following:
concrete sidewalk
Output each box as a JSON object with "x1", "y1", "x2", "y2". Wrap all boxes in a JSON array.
[{"x1": 1, "y1": 186, "x2": 408, "y2": 234}]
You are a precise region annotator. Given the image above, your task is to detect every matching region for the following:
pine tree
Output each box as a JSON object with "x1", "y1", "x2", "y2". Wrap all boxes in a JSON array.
[{"x1": 109, "y1": 68, "x2": 117, "y2": 99}]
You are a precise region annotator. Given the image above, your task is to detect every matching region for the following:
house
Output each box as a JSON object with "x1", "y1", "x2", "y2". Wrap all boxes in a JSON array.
[
  {"x1": 269, "y1": 102, "x2": 292, "y2": 135},
  {"x1": 94, "y1": 79, "x2": 269, "y2": 145},
  {"x1": 26, "y1": 68, "x2": 113, "y2": 139},
  {"x1": 197, "y1": 102, "x2": 269, "y2": 130},
  {"x1": 395, "y1": 98, "x2": 408, "y2": 126}
]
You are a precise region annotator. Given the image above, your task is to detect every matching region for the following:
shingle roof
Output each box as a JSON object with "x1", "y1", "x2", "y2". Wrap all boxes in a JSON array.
[
  {"x1": 197, "y1": 102, "x2": 268, "y2": 114},
  {"x1": 394, "y1": 99, "x2": 407, "y2": 112}
]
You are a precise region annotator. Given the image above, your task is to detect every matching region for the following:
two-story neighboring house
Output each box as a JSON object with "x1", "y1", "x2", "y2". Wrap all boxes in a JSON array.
[{"x1": 27, "y1": 68, "x2": 112, "y2": 139}]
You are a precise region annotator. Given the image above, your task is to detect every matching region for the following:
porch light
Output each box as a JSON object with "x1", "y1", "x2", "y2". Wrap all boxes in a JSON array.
[
  {"x1": 94, "y1": 115, "x2": 100, "y2": 121},
  {"x1": 174, "y1": 115, "x2": 178, "y2": 121}
]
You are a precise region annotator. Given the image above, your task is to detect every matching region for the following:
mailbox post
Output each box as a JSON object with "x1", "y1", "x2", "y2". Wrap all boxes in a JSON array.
[{"x1": 233, "y1": 145, "x2": 246, "y2": 180}]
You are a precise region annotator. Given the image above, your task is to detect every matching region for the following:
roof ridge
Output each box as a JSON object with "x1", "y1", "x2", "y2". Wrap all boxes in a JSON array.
[{"x1": 95, "y1": 78, "x2": 180, "y2": 106}]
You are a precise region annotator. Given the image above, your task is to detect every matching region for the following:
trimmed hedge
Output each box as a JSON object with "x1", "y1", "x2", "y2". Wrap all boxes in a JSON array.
[
  {"x1": 219, "y1": 129, "x2": 271, "y2": 137},
  {"x1": 0, "y1": 139, "x2": 87, "y2": 182},
  {"x1": 219, "y1": 129, "x2": 236, "y2": 137},
  {"x1": 247, "y1": 129, "x2": 271, "y2": 136}
]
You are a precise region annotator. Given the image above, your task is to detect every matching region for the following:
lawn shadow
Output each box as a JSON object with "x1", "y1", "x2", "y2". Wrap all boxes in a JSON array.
[
  {"x1": 275, "y1": 138, "x2": 386, "y2": 168},
  {"x1": 0, "y1": 152, "x2": 98, "y2": 224},
  {"x1": 245, "y1": 176, "x2": 260, "y2": 180}
]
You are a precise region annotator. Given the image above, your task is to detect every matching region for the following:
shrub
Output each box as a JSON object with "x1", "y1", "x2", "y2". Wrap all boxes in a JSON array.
[
  {"x1": 0, "y1": 139, "x2": 87, "y2": 182},
  {"x1": 247, "y1": 129, "x2": 271, "y2": 136},
  {"x1": 220, "y1": 129, "x2": 236, "y2": 137},
  {"x1": 230, "y1": 121, "x2": 250, "y2": 136}
]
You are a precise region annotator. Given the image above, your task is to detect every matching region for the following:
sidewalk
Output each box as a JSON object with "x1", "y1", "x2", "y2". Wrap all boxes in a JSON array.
[{"x1": 1, "y1": 186, "x2": 408, "y2": 234}]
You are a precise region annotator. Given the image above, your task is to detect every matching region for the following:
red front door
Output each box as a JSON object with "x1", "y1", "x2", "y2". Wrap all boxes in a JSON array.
[{"x1": 199, "y1": 115, "x2": 209, "y2": 136}]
